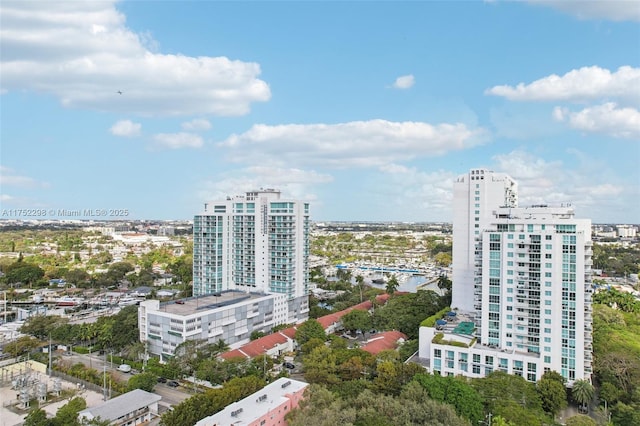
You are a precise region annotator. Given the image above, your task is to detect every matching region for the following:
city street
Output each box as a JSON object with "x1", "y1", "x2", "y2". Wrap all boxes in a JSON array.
[{"x1": 58, "y1": 352, "x2": 191, "y2": 406}]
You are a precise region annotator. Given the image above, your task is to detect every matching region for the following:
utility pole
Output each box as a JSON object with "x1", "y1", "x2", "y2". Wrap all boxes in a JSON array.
[
  {"x1": 48, "y1": 334, "x2": 52, "y2": 375},
  {"x1": 103, "y1": 351, "x2": 107, "y2": 401}
]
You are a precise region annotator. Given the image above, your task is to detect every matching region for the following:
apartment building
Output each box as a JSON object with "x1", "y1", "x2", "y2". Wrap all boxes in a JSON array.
[
  {"x1": 420, "y1": 169, "x2": 593, "y2": 386},
  {"x1": 451, "y1": 168, "x2": 518, "y2": 313},
  {"x1": 139, "y1": 292, "x2": 289, "y2": 362},
  {"x1": 193, "y1": 189, "x2": 310, "y2": 322}
]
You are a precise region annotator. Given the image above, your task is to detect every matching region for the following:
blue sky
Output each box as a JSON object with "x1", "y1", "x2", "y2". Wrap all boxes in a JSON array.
[{"x1": 1, "y1": 0, "x2": 639, "y2": 223}]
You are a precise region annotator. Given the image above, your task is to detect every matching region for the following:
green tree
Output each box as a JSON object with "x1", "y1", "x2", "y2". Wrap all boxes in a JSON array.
[
  {"x1": 160, "y1": 393, "x2": 215, "y2": 426},
  {"x1": 571, "y1": 379, "x2": 594, "y2": 410},
  {"x1": 355, "y1": 274, "x2": 365, "y2": 302},
  {"x1": 491, "y1": 416, "x2": 516, "y2": 426},
  {"x1": 160, "y1": 376, "x2": 265, "y2": 426},
  {"x1": 341, "y1": 309, "x2": 371, "y2": 335},
  {"x1": 168, "y1": 255, "x2": 193, "y2": 285},
  {"x1": 52, "y1": 396, "x2": 86, "y2": 426},
  {"x1": 295, "y1": 319, "x2": 326, "y2": 346},
  {"x1": 303, "y1": 345, "x2": 339, "y2": 385},
  {"x1": 64, "y1": 269, "x2": 90, "y2": 287},
  {"x1": 434, "y1": 252, "x2": 452, "y2": 267},
  {"x1": 4, "y1": 335, "x2": 41, "y2": 357},
  {"x1": 437, "y1": 274, "x2": 452, "y2": 292},
  {"x1": 414, "y1": 372, "x2": 484, "y2": 423},
  {"x1": 127, "y1": 372, "x2": 157, "y2": 392},
  {"x1": 5, "y1": 263, "x2": 45, "y2": 287},
  {"x1": 565, "y1": 414, "x2": 597, "y2": 426},
  {"x1": 21, "y1": 315, "x2": 68, "y2": 339},
  {"x1": 250, "y1": 330, "x2": 266, "y2": 340},
  {"x1": 536, "y1": 377, "x2": 567, "y2": 417},
  {"x1": 24, "y1": 408, "x2": 50, "y2": 426},
  {"x1": 80, "y1": 417, "x2": 111, "y2": 426},
  {"x1": 108, "y1": 305, "x2": 140, "y2": 350},
  {"x1": 472, "y1": 371, "x2": 546, "y2": 425},
  {"x1": 385, "y1": 275, "x2": 399, "y2": 295}
]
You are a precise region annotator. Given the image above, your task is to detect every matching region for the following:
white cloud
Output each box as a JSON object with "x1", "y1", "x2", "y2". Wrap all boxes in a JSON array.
[
  {"x1": 485, "y1": 66, "x2": 640, "y2": 104},
  {"x1": 492, "y1": 150, "x2": 634, "y2": 221},
  {"x1": 377, "y1": 165, "x2": 457, "y2": 220},
  {"x1": 527, "y1": 0, "x2": 640, "y2": 22},
  {"x1": 391, "y1": 74, "x2": 415, "y2": 89},
  {"x1": 152, "y1": 132, "x2": 203, "y2": 149},
  {"x1": 110, "y1": 119, "x2": 141, "y2": 137},
  {"x1": 197, "y1": 166, "x2": 332, "y2": 206},
  {"x1": 182, "y1": 118, "x2": 212, "y2": 131},
  {"x1": 0, "y1": 1, "x2": 270, "y2": 116},
  {"x1": 220, "y1": 119, "x2": 487, "y2": 168},
  {"x1": 553, "y1": 103, "x2": 640, "y2": 139},
  {"x1": 0, "y1": 166, "x2": 50, "y2": 188}
]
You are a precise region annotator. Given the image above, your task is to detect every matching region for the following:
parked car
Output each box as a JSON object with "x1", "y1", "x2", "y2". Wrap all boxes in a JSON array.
[
  {"x1": 167, "y1": 380, "x2": 180, "y2": 387},
  {"x1": 117, "y1": 364, "x2": 131, "y2": 373},
  {"x1": 283, "y1": 362, "x2": 295, "y2": 369},
  {"x1": 157, "y1": 377, "x2": 167, "y2": 383}
]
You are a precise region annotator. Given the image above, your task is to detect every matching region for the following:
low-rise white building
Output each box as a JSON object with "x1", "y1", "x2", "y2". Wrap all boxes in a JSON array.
[
  {"x1": 78, "y1": 389, "x2": 161, "y2": 425},
  {"x1": 194, "y1": 378, "x2": 308, "y2": 426},
  {"x1": 139, "y1": 291, "x2": 290, "y2": 362},
  {"x1": 616, "y1": 224, "x2": 637, "y2": 238}
]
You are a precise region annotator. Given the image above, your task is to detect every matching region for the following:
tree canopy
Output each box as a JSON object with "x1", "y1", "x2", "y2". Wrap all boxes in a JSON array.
[{"x1": 295, "y1": 319, "x2": 326, "y2": 345}]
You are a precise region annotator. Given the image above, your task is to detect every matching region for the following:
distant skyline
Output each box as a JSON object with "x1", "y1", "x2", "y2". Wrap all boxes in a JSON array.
[{"x1": 1, "y1": 1, "x2": 639, "y2": 224}]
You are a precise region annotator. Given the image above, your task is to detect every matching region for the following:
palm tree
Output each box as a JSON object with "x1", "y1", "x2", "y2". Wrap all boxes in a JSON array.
[
  {"x1": 572, "y1": 379, "x2": 595, "y2": 411},
  {"x1": 385, "y1": 275, "x2": 399, "y2": 295},
  {"x1": 355, "y1": 275, "x2": 365, "y2": 302},
  {"x1": 437, "y1": 274, "x2": 452, "y2": 293}
]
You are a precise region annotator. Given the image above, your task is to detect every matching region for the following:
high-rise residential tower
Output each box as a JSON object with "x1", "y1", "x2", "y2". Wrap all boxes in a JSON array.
[
  {"x1": 420, "y1": 169, "x2": 593, "y2": 386},
  {"x1": 452, "y1": 169, "x2": 518, "y2": 312},
  {"x1": 193, "y1": 189, "x2": 310, "y2": 321}
]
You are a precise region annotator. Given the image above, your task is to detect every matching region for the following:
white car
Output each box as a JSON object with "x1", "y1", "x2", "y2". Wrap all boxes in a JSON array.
[{"x1": 117, "y1": 364, "x2": 131, "y2": 373}]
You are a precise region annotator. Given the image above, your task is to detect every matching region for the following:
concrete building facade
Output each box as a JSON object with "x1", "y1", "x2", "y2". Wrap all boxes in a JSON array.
[
  {"x1": 194, "y1": 377, "x2": 308, "y2": 426},
  {"x1": 193, "y1": 189, "x2": 310, "y2": 322},
  {"x1": 78, "y1": 389, "x2": 161, "y2": 426},
  {"x1": 420, "y1": 170, "x2": 593, "y2": 386},
  {"x1": 451, "y1": 168, "x2": 518, "y2": 312},
  {"x1": 139, "y1": 292, "x2": 289, "y2": 362}
]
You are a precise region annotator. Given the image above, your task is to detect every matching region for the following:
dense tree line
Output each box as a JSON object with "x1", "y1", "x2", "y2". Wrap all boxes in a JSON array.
[
  {"x1": 160, "y1": 376, "x2": 265, "y2": 426},
  {"x1": 592, "y1": 243, "x2": 640, "y2": 277},
  {"x1": 20, "y1": 305, "x2": 140, "y2": 353},
  {"x1": 23, "y1": 396, "x2": 110, "y2": 426},
  {"x1": 592, "y1": 303, "x2": 640, "y2": 425}
]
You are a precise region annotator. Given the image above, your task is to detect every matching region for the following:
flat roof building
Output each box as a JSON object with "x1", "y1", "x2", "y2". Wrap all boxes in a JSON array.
[
  {"x1": 193, "y1": 189, "x2": 310, "y2": 323},
  {"x1": 139, "y1": 291, "x2": 289, "y2": 361},
  {"x1": 78, "y1": 389, "x2": 161, "y2": 426},
  {"x1": 194, "y1": 378, "x2": 308, "y2": 426},
  {"x1": 420, "y1": 169, "x2": 593, "y2": 386}
]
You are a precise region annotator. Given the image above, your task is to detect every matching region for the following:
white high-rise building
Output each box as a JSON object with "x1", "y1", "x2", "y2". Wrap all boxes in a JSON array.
[
  {"x1": 452, "y1": 168, "x2": 518, "y2": 312},
  {"x1": 193, "y1": 189, "x2": 310, "y2": 322},
  {"x1": 420, "y1": 169, "x2": 593, "y2": 385}
]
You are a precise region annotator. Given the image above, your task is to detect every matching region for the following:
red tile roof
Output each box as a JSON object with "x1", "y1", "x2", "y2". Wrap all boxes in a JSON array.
[
  {"x1": 220, "y1": 295, "x2": 393, "y2": 360},
  {"x1": 316, "y1": 300, "x2": 373, "y2": 329},
  {"x1": 360, "y1": 330, "x2": 407, "y2": 355},
  {"x1": 220, "y1": 329, "x2": 295, "y2": 360}
]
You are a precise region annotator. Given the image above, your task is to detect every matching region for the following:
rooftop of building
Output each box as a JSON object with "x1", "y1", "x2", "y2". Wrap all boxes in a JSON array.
[
  {"x1": 361, "y1": 330, "x2": 408, "y2": 355},
  {"x1": 220, "y1": 328, "x2": 298, "y2": 360},
  {"x1": 194, "y1": 378, "x2": 308, "y2": 426},
  {"x1": 78, "y1": 389, "x2": 161, "y2": 422},
  {"x1": 432, "y1": 310, "x2": 542, "y2": 357},
  {"x1": 157, "y1": 291, "x2": 273, "y2": 315}
]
